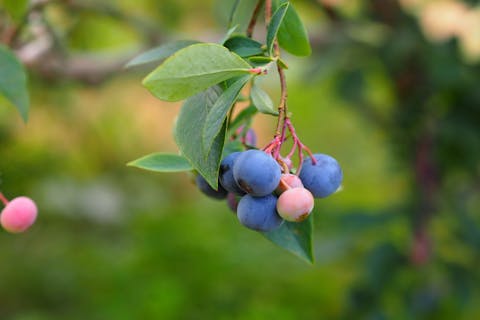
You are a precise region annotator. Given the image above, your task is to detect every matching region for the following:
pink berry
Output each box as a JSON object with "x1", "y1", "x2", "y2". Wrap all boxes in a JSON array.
[
  {"x1": 276, "y1": 174, "x2": 304, "y2": 194},
  {"x1": 276, "y1": 188, "x2": 314, "y2": 222},
  {"x1": 0, "y1": 196, "x2": 38, "y2": 233}
]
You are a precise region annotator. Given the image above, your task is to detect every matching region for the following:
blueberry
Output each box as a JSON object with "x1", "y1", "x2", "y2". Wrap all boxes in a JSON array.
[
  {"x1": 195, "y1": 175, "x2": 228, "y2": 200},
  {"x1": 233, "y1": 150, "x2": 281, "y2": 196},
  {"x1": 237, "y1": 194, "x2": 283, "y2": 232},
  {"x1": 299, "y1": 154, "x2": 342, "y2": 198},
  {"x1": 219, "y1": 152, "x2": 246, "y2": 195}
]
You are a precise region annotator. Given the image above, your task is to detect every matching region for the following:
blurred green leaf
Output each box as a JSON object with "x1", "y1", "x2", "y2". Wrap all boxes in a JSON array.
[
  {"x1": 0, "y1": 45, "x2": 29, "y2": 122},
  {"x1": 174, "y1": 86, "x2": 226, "y2": 189},
  {"x1": 229, "y1": 105, "x2": 257, "y2": 133},
  {"x1": 143, "y1": 43, "x2": 252, "y2": 101},
  {"x1": 263, "y1": 214, "x2": 314, "y2": 263},
  {"x1": 224, "y1": 35, "x2": 264, "y2": 57},
  {"x1": 127, "y1": 153, "x2": 193, "y2": 172},
  {"x1": 250, "y1": 82, "x2": 277, "y2": 115},
  {"x1": 2, "y1": 0, "x2": 28, "y2": 22},
  {"x1": 125, "y1": 40, "x2": 200, "y2": 68},
  {"x1": 203, "y1": 76, "x2": 250, "y2": 155},
  {"x1": 273, "y1": 0, "x2": 311, "y2": 56},
  {"x1": 266, "y1": 2, "x2": 289, "y2": 56}
]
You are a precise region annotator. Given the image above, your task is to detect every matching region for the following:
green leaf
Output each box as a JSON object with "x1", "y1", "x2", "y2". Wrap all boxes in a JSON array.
[
  {"x1": 248, "y1": 56, "x2": 275, "y2": 67},
  {"x1": 203, "y1": 76, "x2": 250, "y2": 155},
  {"x1": 227, "y1": 0, "x2": 242, "y2": 29},
  {"x1": 263, "y1": 214, "x2": 314, "y2": 263},
  {"x1": 250, "y1": 82, "x2": 277, "y2": 115},
  {"x1": 127, "y1": 153, "x2": 193, "y2": 172},
  {"x1": 266, "y1": 2, "x2": 289, "y2": 57},
  {"x1": 3, "y1": 0, "x2": 29, "y2": 22},
  {"x1": 228, "y1": 0, "x2": 259, "y2": 32},
  {"x1": 143, "y1": 43, "x2": 252, "y2": 101},
  {"x1": 273, "y1": 0, "x2": 311, "y2": 56},
  {"x1": 224, "y1": 35, "x2": 264, "y2": 57},
  {"x1": 0, "y1": 45, "x2": 29, "y2": 122},
  {"x1": 125, "y1": 40, "x2": 199, "y2": 68},
  {"x1": 174, "y1": 86, "x2": 226, "y2": 189}
]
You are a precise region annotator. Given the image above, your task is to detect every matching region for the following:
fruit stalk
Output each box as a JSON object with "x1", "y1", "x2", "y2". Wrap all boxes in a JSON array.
[{"x1": 0, "y1": 192, "x2": 9, "y2": 206}]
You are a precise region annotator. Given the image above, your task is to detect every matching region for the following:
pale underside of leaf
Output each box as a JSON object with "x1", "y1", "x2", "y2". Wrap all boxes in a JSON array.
[
  {"x1": 250, "y1": 82, "x2": 277, "y2": 115},
  {"x1": 127, "y1": 153, "x2": 193, "y2": 172}
]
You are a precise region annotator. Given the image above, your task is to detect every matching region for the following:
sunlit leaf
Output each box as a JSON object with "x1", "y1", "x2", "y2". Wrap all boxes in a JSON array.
[{"x1": 143, "y1": 43, "x2": 252, "y2": 101}]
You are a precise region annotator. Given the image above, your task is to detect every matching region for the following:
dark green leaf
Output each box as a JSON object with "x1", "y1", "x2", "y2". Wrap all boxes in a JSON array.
[
  {"x1": 266, "y1": 2, "x2": 289, "y2": 56},
  {"x1": 263, "y1": 214, "x2": 314, "y2": 263},
  {"x1": 143, "y1": 43, "x2": 252, "y2": 101},
  {"x1": 250, "y1": 82, "x2": 277, "y2": 115},
  {"x1": 273, "y1": 0, "x2": 311, "y2": 56},
  {"x1": 0, "y1": 45, "x2": 29, "y2": 122},
  {"x1": 127, "y1": 153, "x2": 193, "y2": 172},
  {"x1": 224, "y1": 35, "x2": 264, "y2": 57},
  {"x1": 125, "y1": 40, "x2": 199, "y2": 68},
  {"x1": 203, "y1": 76, "x2": 250, "y2": 155},
  {"x1": 174, "y1": 87, "x2": 226, "y2": 189}
]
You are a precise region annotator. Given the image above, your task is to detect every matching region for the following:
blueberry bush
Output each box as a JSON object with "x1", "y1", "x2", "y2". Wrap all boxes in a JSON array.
[{"x1": 128, "y1": 0, "x2": 343, "y2": 262}]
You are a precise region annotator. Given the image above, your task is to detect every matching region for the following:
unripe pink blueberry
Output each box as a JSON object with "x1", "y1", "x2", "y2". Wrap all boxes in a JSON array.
[
  {"x1": 276, "y1": 188, "x2": 314, "y2": 222},
  {"x1": 276, "y1": 174, "x2": 304, "y2": 194},
  {"x1": 0, "y1": 196, "x2": 38, "y2": 233}
]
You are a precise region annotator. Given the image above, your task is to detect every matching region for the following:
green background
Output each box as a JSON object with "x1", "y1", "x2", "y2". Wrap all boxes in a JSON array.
[{"x1": 1, "y1": 0, "x2": 479, "y2": 319}]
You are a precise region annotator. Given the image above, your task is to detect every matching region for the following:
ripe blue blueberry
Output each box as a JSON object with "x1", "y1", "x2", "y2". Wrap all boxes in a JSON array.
[
  {"x1": 195, "y1": 175, "x2": 228, "y2": 200},
  {"x1": 237, "y1": 194, "x2": 283, "y2": 232},
  {"x1": 299, "y1": 153, "x2": 343, "y2": 198},
  {"x1": 233, "y1": 150, "x2": 281, "y2": 196},
  {"x1": 219, "y1": 152, "x2": 246, "y2": 196}
]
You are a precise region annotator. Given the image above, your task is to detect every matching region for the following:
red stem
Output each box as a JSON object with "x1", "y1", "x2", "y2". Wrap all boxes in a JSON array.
[{"x1": 0, "y1": 192, "x2": 9, "y2": 206}]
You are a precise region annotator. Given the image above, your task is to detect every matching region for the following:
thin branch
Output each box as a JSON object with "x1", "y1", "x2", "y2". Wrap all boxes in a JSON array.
[{"x1": 246, "y1": 0, "x2": 265, "y2": 38}]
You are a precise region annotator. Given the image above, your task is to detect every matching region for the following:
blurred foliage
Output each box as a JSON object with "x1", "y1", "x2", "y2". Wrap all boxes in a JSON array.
[{"x1": 0, "y1": 0, "x2": 480, "y2": 319}]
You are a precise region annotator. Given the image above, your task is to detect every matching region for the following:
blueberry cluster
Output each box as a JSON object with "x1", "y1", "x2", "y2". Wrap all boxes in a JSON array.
[{"x1": 196, "y1": 150, "x2": 343, "y2": 233}]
